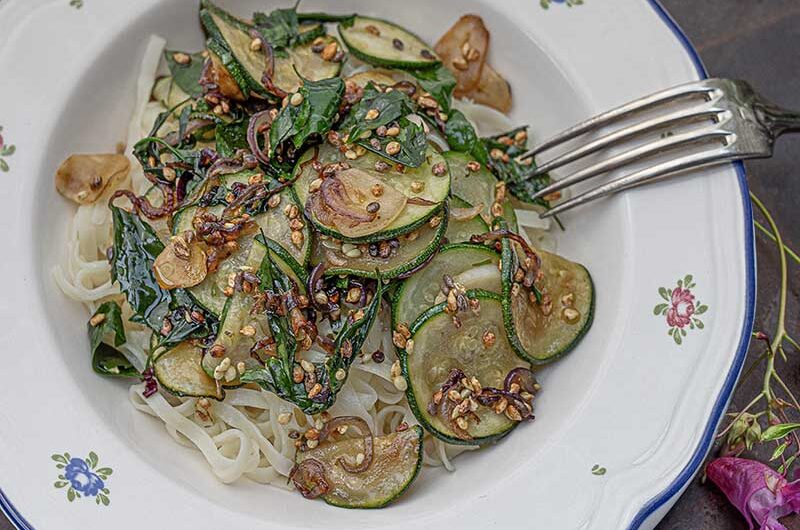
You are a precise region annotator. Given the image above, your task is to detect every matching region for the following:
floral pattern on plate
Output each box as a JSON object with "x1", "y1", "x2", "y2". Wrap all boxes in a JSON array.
[
  {"x1": 0, "y1": 126, "x2": 15, "y2": 173},
  {"x1": 654, "y1": 274, "x2": 709, "y2": 345},
  {"x1": 540, "y1": 0, "x2": 584, "y2": 9},
  {"x1": 52, "y1": 451, "x2": 112, "y2": 506}
]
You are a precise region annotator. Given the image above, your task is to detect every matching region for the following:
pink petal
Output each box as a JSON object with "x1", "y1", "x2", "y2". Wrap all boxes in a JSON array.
[{"x1": 707, "y1": 457, "x2": 800, "y2": 530}]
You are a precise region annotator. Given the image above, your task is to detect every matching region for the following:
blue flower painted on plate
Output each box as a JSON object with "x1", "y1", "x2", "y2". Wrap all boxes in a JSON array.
[
  {"x1": 52, "y1": 451, "x2": 112, "y2": 506},
  {"x1": 540, "y1": 0, "x2": 584, "y2": 8}
]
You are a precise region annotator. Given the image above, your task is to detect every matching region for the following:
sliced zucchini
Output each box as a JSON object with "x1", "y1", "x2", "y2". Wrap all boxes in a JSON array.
[
  {"x1": 501, "y1": 238, "x2": 594, "y2": 364},
  {"x1": 392, "y1": 243, "x2": 499, "y2": 329},
  {"x1": 273, "y1": 35, "x2": 344, "y2": 94},
  {"x1": 311, "y1": 205, "x2": 448, "y2": 279},
  {"x1": 445, "y1": 195, "x2": 489, "y2": 243},
  {"x1": 201, "y1": 1, "x2": 268, "y2": 97},
  {"x1": 345, "y1": 69, "x2": 398, "y2": 88},
  {"x1": 445, "y1": 151, "x2": 518, "y2": 231},
  {"x1": 294, "y1": 425, "x2": 423, "y2": 508},
  {"x1": 401, "y1": 291, "x2": 529, "y2": 445},
  {"x1": 200, "y1": 239, "x2": 273, "y2": 385},
  {"x1": 154, "y1": 342, "x2": 222, "y2": 399},
  {"x1": 339, "y1": 17, "x2": 439, "y2": 70},
  {"x1": 292, "y1": 143, "x2": 450, "y2": 243}
]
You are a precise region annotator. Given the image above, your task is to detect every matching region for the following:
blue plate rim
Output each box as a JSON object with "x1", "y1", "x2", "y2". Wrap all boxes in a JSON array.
[{"x1": 0, "y1": 1, "x2": 757, "y2": 529}]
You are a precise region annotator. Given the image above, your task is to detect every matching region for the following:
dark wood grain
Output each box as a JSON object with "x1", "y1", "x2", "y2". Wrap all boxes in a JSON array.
[
  {"x1": 657, "y1": 0, "x2": 800, "y2": 529},
  {"x1": 1, "y1": 2, "x2": 797, "y2": 529}
]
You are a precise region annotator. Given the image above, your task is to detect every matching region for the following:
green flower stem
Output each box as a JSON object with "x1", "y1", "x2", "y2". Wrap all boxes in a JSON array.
[{"x1": 751, "y1": 193, "x2": 788, "y2": 400}]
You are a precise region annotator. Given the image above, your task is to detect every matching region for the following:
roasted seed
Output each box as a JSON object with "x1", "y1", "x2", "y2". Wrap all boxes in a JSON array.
[
  {"x1": 385, "y1": 126, "x2": 401, "y2": 137},
  {"x1": 410, "y1": 180, "x2": 425, "y2": 193},
  {"x1": 432, "y1": 162, "x2": 447, "y2": 177},
  {"x1": 385, "y1": 141, "x2": 401, "y2": 155},
  {"x1": 172, "y1": 52, "x2": 191, "y2": 65},
  {"x1": 290, "y1": 92, "x2": 304, "y2": 106},
  {"x1": 291, "y1": 230, "x2": 304, "y2": 248},
  {"x1": 365, "y1": 108, "x2": 380, "y2": 121},
  {"x1": 309, "y1": 178, "x2": 323, "y2": 192},
  {"x1": 365, "y1": 24, "x2": 381, "y2": 36},
  {"x1": 240, "y1": 325, "x2": 256, "y2": 337},
  {"x1": 482, "y1": 330, "x2": 496, "y2": 348},
  {"x1": 335, "y1": 368, "x2": 347, "y2": 381},
  {"x1": 563, "y1": 307, "x2": 581, "y2": 324},
  {"x1": 429, "y1": 216, "x2": 442, "y2": 228},
  {"x1": 321, "y1": 41, "x2": 339, "y2": 61},
  {"x1": 466, "y1": 161, "x2": 481, "y2": 172},
  {"x1": 250, "y1": 38, "x2": 263, "y2": 51},
  {"x1": 292, "y1": 364, "x2": 305, "y2": 383},
  {"x1": 267, "y1": 193, "x2": 281, "y2": 208},
  {"x1": 490, "y1": 148, "x2": 504, "y2": 160}
]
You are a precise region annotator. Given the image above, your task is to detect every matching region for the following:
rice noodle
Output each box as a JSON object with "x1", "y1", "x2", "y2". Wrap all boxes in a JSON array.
[{"x1": 54, "y1": 35, "x2": 550, "y2": 491}]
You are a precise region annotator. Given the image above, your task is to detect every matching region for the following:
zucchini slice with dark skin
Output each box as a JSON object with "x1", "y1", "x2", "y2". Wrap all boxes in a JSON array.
[
  {"x1": 201, "y1": 238, "x2": 307, "y2": 386},
  {"x1": 201, "y1": 2, "x2": 269, "y2": 98},
  {"x1": 445, "y1": 195, "x2": 489, "y2": 243},
  {"x1": 401, "y1": 291, "x2": 530, "y2": 445},
  {"x1": 311, "y1": 204, "x2": 448, "y2": 280},
  {"x1": 445, "y1": 151, "x2": 518, "y2": 231},
  {"x1": 292, "y1": 143, "x2": 450, "y2": 243},
  {"x1": 294, "y1": 425, "x2": 424, "y2": 508},
  {"x1": 154, "y1": 342, "x2": 222, "y2": 399},
  {"x1": 338, "y1": 16, "x2": 440, "y2": 70},
  {"x1": 392, "y1": 243, "x2": 499, "y2": 329},
  {"x1": 500, "y1": 234, "x2": 595, "y2": 364}
]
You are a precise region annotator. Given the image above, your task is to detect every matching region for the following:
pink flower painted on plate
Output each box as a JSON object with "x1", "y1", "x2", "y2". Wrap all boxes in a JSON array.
[
  {"x1": 667, "y1": 287, "x2": 695, "y2": 328},
  {"x1": 653, "y1": 274, "x2": 708, "y2": 345},
  {"x1": 707, "y1": 457, "x2": 800, "y2": 530}
]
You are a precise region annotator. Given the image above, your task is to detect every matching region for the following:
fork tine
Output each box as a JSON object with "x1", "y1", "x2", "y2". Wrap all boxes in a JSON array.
[
  {"x1": 520, "y1": 80, "x2": 719, "y2": 159},
  {"x1": 529, "y1": 125, "x2": 733, "y2": 201},
  {"x1": 539, "y1": 148, "x2": 738, "y2": 218},
  {"x1": 526, "y1": 105, "x2": 725, "y2": 178}
]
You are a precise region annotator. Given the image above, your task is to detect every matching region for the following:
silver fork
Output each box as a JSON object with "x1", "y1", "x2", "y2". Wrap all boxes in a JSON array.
[{"x1": 522, "y1": 78, "x2": 800, "y2": 218}]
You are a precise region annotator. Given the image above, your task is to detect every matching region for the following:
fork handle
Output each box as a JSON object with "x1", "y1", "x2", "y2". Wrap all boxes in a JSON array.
[{"x1": 755, "y1": 101, "x2": 800, "y2": 136}]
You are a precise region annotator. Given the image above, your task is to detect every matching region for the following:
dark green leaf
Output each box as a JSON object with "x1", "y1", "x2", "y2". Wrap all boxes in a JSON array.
[
  {"x1": 110, "y1": 207, "x2": 216, "y2": 346},
  {"x1": 242, "y1": 243, "x2": 385, "y2": 414},
  {"x1": 215, "y1": 119, "x2": 249, "y2": 157},
  {"x1": 443, "y1": 110, "x2": 488, "y2": 165},
  {"x1": 88, "y1": 302, "x2": 139, "y2": 379},
  {"x1": 270, "y1": 76, "x2": 344, "y2": 155},
  {"x1": 410, "y1": 65, "x2": 456, "y2": 112},
  {"x1": 358, "y1": 117, "x2": 427, "y2": 167},
  {"x1": 164, "y1": 50, "x2": 206, "y2": 97},
  {"x1": 343, "y1": 83, "x2": 414, "y2": 141},
  {"x1": 254, "y1": 7, "x2": 317, "y2": 50},
  {"x1": 761, "y1": 423, "x2": 800, "y2": 441}
]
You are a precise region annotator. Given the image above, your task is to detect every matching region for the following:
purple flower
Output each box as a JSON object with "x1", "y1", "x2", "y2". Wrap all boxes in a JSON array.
[
  {"x1": 64, "y1": 458, "x2": 105, "y2": 496},
  {"x1": 707, "y1": 457, "x2": 800, "y2": 529}
]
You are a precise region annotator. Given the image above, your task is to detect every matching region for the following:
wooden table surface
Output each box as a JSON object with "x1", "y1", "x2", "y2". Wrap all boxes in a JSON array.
[{"x1": 2, "y1": 1, "x2": 798, "y2": 529}]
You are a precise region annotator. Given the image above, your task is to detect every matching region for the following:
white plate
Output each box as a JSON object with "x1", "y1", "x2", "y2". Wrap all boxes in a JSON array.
[{"x1": 0, "y1": 0, "x2": 754, "y2": 528}]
